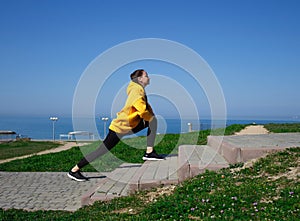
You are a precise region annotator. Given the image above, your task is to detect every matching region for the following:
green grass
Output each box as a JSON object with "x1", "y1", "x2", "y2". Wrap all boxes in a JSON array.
[
  {"x1": 1, "y1": 147, "x2": 299, "y2": 220},
  {"x1": 264, "y1": 123, "x2": 300, "y2": 133},
  {"x1": 0, "y1": 140, "x2": 60, "y2": 160}
]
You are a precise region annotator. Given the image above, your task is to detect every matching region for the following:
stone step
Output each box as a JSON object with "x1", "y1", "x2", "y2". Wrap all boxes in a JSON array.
[
  {"x1": 129, "y1": 155, "x2": 179, "y2": 192},
  {"x1": 207, "y1": 133, "x2": 300, "y2": 164},
  {"x1": 82, "y1": 156, "x2": 180, "y2": 205},
  {"x1": 82, "y1": 145, "x2": 229, "y2": 206},
  {"x1": 81, "y1": 163, "x2": 142, "y2": 205},
  {"x1": 178, "y1": 145, "x2": 229, "y2": 182}
]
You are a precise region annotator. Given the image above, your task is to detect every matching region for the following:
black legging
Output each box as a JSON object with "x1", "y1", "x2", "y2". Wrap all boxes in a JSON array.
[{"x1": 77, "y1": 116, "x2": 157, "y2": 169}]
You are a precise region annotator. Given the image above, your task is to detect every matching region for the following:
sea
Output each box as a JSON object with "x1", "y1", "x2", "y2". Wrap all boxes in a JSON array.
[{"x1": 0, "y1": 116, "x2": 299, "y2": 141}]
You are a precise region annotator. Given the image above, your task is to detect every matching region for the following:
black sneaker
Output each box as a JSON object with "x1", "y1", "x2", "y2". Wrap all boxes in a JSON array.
[
  {"x1": 142, "y1": 150, "x2": 165, "y2": 161},
  {"x1": 67, "y1": 170, "x2": 89, "y2": 182}
]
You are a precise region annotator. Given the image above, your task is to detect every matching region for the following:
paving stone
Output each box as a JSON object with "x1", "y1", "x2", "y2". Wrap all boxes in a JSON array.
[{"x1": 0, "y1": 172, "x2": 103, "y2": 211}]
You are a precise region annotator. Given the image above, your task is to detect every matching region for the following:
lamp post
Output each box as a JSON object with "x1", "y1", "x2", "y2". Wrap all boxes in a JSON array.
[
  {"x1": 101, "y1": 117, "x2": 109, "y2": 139},
  {"x1": 50, "y1": 117, "x2": 58, "y2": 141},
  {"x1": 187, "y1": 122, "x2": 193, "y2": 132}
]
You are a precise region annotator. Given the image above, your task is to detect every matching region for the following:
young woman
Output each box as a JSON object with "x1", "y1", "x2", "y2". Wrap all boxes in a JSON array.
[{"x1": 68, "y1": 69, "x2": 164, "y2": 181}]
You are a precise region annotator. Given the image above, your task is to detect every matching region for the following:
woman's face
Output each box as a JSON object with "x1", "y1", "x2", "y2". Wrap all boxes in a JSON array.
[{"x1": 138, "y1": 71, "x2": 150, "y2": 87}]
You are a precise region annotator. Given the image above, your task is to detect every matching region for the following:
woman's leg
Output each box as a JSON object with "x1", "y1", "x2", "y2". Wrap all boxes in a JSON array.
[
  {"x1": 141, "y1": 117, "x2": 163, "y2": 160},
  {"x1": 146, "y1": 116, "x2": 157, "y2": 148},
  {"x1": 72, "y1": 116, "x2": 159, "y2": 172},
  {"x1": 75, "y1": 130, "x2": 123, "y2": 170},
  {"x1": 131, "y1": 117, "x2": 157, "y2": 153}
]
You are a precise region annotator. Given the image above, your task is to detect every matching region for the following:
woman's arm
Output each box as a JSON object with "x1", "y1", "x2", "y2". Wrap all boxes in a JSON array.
[{"x1": 133, "y1": 97, "x2": 154, "y2": 121}]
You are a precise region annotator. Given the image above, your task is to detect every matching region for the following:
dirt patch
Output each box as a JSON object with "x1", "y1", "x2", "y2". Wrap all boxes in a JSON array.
[
  {"x1": 112, "y1": 207, "x2": 137, "y2": 215},
  {"x1": 142, "y1": 185, "x2": 177, "y2": 203},
  {"x1": 235, "y1": 125, "x2": 269, "y2": 135},
  {"x1": 268, "y1": 163, "x2": 300, "y2": 181}
]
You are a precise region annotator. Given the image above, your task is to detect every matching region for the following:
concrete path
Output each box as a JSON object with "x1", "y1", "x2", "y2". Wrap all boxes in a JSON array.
[{"x1": 0, "y1": 171, "x2": 105, "y2": 211}]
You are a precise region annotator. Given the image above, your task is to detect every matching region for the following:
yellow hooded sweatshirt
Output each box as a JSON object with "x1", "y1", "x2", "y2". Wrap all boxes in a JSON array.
[{"x1": 109, "y1": 81, "x2": 154, "y2": 134}]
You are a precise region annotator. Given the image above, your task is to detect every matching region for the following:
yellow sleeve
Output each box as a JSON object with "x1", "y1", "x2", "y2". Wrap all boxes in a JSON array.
[{"x1": 133, "y1": 97, "x2": 154, "y2": 121}]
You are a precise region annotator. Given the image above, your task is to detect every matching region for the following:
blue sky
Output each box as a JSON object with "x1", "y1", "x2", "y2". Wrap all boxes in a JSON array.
[{"x1": 1, "y1": 0, "x2": 299, "y2": 120}]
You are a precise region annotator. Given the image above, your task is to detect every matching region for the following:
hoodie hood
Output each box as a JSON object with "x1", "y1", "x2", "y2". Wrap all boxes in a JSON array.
[{"x1": 127, "y1": 81, "x2": 144, "y2": 96}]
